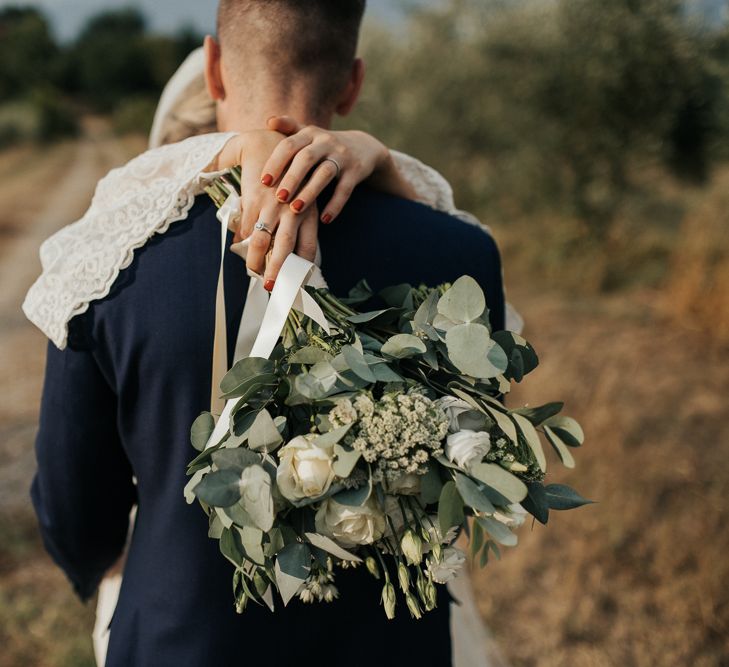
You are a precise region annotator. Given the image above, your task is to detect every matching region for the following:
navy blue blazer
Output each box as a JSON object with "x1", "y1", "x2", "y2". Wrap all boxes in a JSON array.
[{"x1": 32, "y1": 187, "x2": 505, "y2": 667}]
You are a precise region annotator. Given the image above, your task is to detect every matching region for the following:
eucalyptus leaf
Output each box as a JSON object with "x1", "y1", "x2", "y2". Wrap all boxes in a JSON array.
[
  {"x1": 522, "y1": 482, "x2": 549, "y2": 524},
  {"x1": 414, "y1": 290, "x2": 440, "y2": 326},
  {"x1": 193, "y1": 468, "x2": 243, "y2": 508},
  {"x1": 469, "y1": 463, "x2": 528, "y2": 503},
  {"x1": 512, "y1": 413, "x2": 547, "y2": 473},
  {"x1": 190, "y1": 413, "x2": 216, "y2": 452},
  {"x1": 372, "y1": 363, "x2": 404, "y2": 383},
  {"x1": 454, "y1": 473, "x2": 496, "y2": 514},
  {"x1": 248, "y1": 409, "x2": 284, "y2": 452},
  {"x1": 184, "y1": 467, "x2": 209, "y2": 504},
  {"x1": 544, "y1": 416, "x2": 584, "y2": 447},
  {"x1": 543, "y1": 426, "x2": 576, "y2": 469},
  {"x1": 438, "y1": 481, "x2": 465, "y2": 535},
  {"x1": 347, "y1": 308, "x2": 400, "y2": 325},
  {"x1": 304, "y1": 532, "x2": 363, "y2": 562},
  {"x1": 381, "y1": 334, "x2": 427, "y2": 359},
  {"x1": 212, "y1": 448, "x2": 260, "y2": 472},
  {"x1": 437, "y1": 276, "x2": 486, "y2": 323},
  {"x1": 333, "y1": 478, "x2": 372, "y2": 507},
  {"x1": 239, "y1": 464, "x2": 275, "y2": 531},
  {"x1": 379, "y1": 283, "x2": 413, "y2": 309},
  {"x1": 333, "y1": 444, "x2": 361, "y2": 477},
  {"x1": 514, "y1": 402, "x2": 564, "y2": 426},
  {"x1": 275, "y1": 543, "x2": 311, "y2": 606},
  {"x1": 341, "y1": 279, "x2": 374, "y2": 305},
  {"x1": 544, "y1": 484, "x2": 594, "y2": 510},
  {"x1": 289, "y1": 346, "x2": 334, "y2": 365},
  {"x1": 220, "y1": 527, "x2": 245, "y2": 567},
  {"x1": 470, "y1": 519, "x2": 485, "y2": 558},
  {"x1": 446, "y1": 323, "x2": 508, "y2": 379},
  {"x1": 238, "y1": 526, "x2": 265, "y2": 565},
  {"x1": 419, "y1": 462, "x2": 444, "y2": 505},
  {"x1": 342, "y1": 345, "x2": 377, "y2": 382},
  {"x1": 476, "y1": 516, "x2": 518, "y2": 547},
  {"x1": 314, "y1": 424, "x2": 352, "y2": 449},
  {"x1": 220, "y1": 357, "x2": 276, "y2": 399}
]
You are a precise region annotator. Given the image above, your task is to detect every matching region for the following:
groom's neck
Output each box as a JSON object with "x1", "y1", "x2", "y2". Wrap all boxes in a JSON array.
[{"x1": 218, "y1": 81, "x2": 333, "y2": 132}]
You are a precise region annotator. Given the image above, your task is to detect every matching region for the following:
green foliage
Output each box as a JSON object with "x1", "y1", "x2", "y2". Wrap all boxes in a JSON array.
[{"x1": 348, "y1": 0, "x2": 728, "y2": 237}]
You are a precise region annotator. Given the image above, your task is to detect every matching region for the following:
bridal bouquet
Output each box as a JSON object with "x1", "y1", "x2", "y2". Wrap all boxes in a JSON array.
[{"x1": 185, "y1": 171, "x2": 591, "y2": 619}]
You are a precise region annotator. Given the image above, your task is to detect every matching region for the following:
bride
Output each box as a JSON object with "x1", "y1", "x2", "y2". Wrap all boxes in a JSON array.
[{"x1": 81, "y1": 44, "x2": 516, "y2": 667}]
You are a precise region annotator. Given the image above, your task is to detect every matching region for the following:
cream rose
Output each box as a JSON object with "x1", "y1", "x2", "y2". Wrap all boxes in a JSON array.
[
  {"x1": 315, "y1": 497, "x2": 386, "y2": 547},
  {"x1": 276, "y1": 434, "x2": 336, "y2": 502},
  {"x1": 435, "y1": 396, "x2": 473, "y2": 433},
  {"x1": 445, "y1": 429, "x2": 491, "y2": 469}
]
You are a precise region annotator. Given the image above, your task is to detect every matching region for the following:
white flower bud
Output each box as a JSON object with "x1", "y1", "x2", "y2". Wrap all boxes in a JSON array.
[
  {"x1": 445, "y1": 430, "x2": 491, "y2": 469},
  {"x1": 382, "y1": 582, "x2": 397, "y2": 620},
  {"x1": 397, "y1": 562, "x2": 411, "y2": 593},
  {"x1": 400, "y1": 528, "x2": 423, "y2": 566},
  {"x1": 366, "y1": 556, "x2": 380, "y2": 579}
]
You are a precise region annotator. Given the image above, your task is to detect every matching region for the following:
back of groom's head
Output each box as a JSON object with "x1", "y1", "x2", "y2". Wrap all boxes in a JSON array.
[{"x1": 215, "y1": 0, "x2": 366, "y2": 116}]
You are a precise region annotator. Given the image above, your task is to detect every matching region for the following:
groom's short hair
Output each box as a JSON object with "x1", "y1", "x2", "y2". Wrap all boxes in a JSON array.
[{"x1": 217, "y1": 0, "x2": 366, "y2": 109}]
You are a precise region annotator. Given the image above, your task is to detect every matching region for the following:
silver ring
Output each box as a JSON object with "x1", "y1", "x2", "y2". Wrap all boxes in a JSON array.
[
  {"x1": 254, "y1": 221, "x2": 273, "y2": 236},
  {"x1": 323, "y1": 157, "x2": 341, "y2": 179}
]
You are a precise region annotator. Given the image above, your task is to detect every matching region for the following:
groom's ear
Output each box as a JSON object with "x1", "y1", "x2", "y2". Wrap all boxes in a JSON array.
[
  {"x1": 204, "y1": 35, "x2": 226, "y2": 101},
  {"x1": 335, "y1": 58, "x2": 365, "y2": 117}
]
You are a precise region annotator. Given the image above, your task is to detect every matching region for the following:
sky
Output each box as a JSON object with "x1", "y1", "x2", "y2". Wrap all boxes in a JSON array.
[
  {"x1": 0, "y1": 0, "x2": 439, "y2": 41},
  {"x1": 0, "y1": 0, "x2": 725, "y2": 41}
]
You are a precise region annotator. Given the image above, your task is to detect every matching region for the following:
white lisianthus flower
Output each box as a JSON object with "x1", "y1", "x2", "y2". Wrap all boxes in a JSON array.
[
  {"x1": 435, "y1": 396, "x2": 473, "y2": 433},
  {"x1": 445, "y1": 430, "x2": 491, "y2": 469},
  {"x1": 315, "y1": 497, "x2": 386, "y2": 547},
  {"x1": 422, "y1": 515, "x2": 459, "y2": 551},
  {"x1": 386, "y1": 473, "x2": 422, "y2": 496},
  {"x1": 277, "y1": 434, "x2": 336, "y2": 502},
  {"x1": 428, "y1": 546, "x2": 466, "y2": 584},
  {"x1": 492, "y1": 503, "x2": 528, "y2": 529}
]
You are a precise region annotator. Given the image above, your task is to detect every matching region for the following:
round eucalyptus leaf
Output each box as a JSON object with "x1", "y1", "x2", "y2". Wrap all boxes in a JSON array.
[
  {"x1": 437, "y1": 276, "x2": 486, "y2": 323},
  {"x1": 446, "y1": 323, "x2": 508, "y2": 379},
  {"x1": 381, "y1": 333, "x2": 427, "y2": 359}
]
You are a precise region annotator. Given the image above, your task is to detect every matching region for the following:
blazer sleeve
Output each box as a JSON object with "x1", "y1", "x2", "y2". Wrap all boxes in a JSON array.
[{"x1": 31, "y1": 338, "x2": 137, "y2": 601}]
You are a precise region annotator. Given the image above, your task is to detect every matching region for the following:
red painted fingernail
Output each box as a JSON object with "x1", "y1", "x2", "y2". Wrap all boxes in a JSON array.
[
  {"x1": 261, "y1": 174, "x2": 273, "y2": 186},
  {"x1": 277, "y1": 188, "x2": 289, "y2": 202},
  {"x1": 264, "y1": 279, "x2": 275, "y2": 292},
  {"x1": 292, "y1": 199, "x2": 305, "y2": 212},
  {"x1": 321, "y1": 213, "x2": 333, "y2": 224}
]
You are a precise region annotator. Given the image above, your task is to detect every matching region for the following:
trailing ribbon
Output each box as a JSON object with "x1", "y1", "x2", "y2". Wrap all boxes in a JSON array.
[{"x1": 205, "y1": 193, "x2": 331, "y2": 450}]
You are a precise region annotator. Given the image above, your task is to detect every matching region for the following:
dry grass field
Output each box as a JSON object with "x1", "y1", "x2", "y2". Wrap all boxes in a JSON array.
[{"x1": 0, "y1": 127, "x2": 727, "y2": 666}]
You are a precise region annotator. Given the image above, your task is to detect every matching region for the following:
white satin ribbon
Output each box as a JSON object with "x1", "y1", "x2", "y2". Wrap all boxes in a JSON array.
[{"x1": 205, "y1": 193, "x2": 331, "y2": 450}]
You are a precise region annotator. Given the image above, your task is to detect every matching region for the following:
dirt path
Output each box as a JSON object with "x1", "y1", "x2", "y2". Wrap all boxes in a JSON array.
[{"x1": 0, "y1": 125, "x2": 138, "y2": 512}]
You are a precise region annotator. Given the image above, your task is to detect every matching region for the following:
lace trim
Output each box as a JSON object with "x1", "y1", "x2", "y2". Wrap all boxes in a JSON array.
[
  {"x1": 23, "y1": 135, "x2": 519, "y2": 349},
  {"x1": 22, "y1": 132, "x2": 238, "y2": 349}
]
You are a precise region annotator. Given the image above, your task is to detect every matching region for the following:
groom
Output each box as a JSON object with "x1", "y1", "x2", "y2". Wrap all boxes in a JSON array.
[{"x1": 31, "y1": 1, "x2": 506, "y2": 666}]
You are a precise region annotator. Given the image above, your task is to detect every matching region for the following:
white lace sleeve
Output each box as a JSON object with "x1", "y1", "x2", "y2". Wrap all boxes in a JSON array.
[
  {"x1": 391, "y1": 150, "x2": 523, "y2": 333},
  {"x1": 22, "y1": 132, "x2": 238, "y2": 349}
]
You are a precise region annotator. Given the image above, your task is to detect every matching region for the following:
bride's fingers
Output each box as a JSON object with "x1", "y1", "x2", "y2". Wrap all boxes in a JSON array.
[
  {"x1": 266, "y1": 116, "x2": 304, "y2": 136},
  {"x1": 246, "y1": 222, "x2": 276, "y2": 277},
  {"x1": 319, "y1": 175, "x2": 358, "y2": 224},
  {"x1": 287, "y1": 160, "x2": 339, "y2": 214},
  {"x1": 262, "y1": 211, "x2": 301, "y2": 290},
  {"x1": 260, "y1": 132, "x2": 314, "y2": 189},
  {"x1": 275, "y1": 143, "x2": 333, "y2": 206},
  {"x1": 293, "y1": 210, "x2": 318, "y2": 262}
]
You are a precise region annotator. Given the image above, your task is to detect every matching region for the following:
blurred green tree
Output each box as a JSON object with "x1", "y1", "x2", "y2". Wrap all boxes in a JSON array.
[{"x1": 0, "y1": 7, "x2": 59, "y2": 102}]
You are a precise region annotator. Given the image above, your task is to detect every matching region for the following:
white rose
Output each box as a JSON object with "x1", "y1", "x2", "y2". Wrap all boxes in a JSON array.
[
  {"x1": 492, "y1": 503, "x2": 527, "y2": 529},
  {"x1": 277, "y1": 434, "x2": 335, "y2": 502},
  {"x1": 428, "y1": 546, "x2": 466, "y2": 584},
  {"x1": 435, "y1": 396, "x2": 473, "y2": 433},
  {"x1": 315, "y1": 497, "x2": 386, "y2": 547},
  {"x1": 445, "y1": 430, "x2": 491, "y2": 469},
  {"x1": 386, "y1": 473, "x2": 421, "y2": 496}
]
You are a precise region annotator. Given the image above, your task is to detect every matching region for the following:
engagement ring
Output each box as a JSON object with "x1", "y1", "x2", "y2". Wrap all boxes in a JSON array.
[{"x1": 254, "y1": 221, "x2": 273, "y2": 236}]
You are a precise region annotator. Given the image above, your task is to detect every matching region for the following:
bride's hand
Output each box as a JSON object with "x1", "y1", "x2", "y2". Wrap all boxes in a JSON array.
[
  {"x1": 212, "y1": 130, "x2": 318, "y2": 290},
  {"x1": 260, "y1": 116, "x2": 417, "y2": 224}
]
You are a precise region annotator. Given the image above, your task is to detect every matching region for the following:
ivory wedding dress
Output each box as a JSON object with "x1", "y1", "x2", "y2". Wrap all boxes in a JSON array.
[{"x1": 24, "y1": 48, "x2": 516, "y2": 667}]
